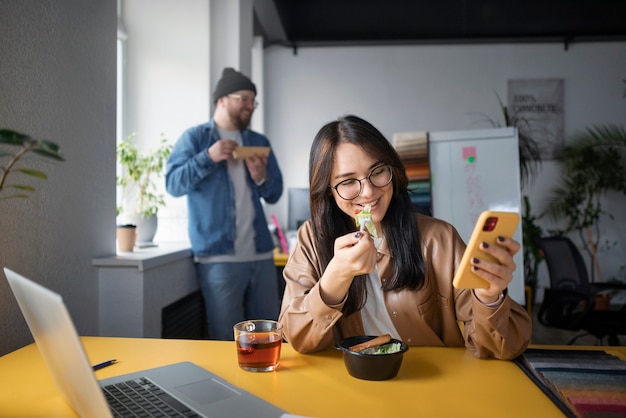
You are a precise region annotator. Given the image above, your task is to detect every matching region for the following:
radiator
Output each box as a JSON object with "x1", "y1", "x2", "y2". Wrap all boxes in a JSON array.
[{"x1": 161, "y1": 290, "x2": 209, "y2": 339}]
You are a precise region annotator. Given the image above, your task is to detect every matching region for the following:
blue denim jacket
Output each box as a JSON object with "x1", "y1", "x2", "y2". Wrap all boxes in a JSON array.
[{"x1": 165, "y1": 120, "x2": 283, "y2": 257}]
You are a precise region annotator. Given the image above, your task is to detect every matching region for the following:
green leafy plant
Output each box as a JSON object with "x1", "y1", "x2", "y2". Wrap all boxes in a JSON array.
[
  {"x1": 116, "y1": 133, "x2": 171, "y2": 218},
  {"x1": 0, "y1": 129, "x2": 64, "y2": 200},
  {"x1": 522, "y1": 196, "x2": 544, "y2": 291},
  {"x1": 474, "y1": 94, "x2": 543, "y2": 186},
  {"x1": 543, "y1": 124, "x2": 626, "y2": 282}
]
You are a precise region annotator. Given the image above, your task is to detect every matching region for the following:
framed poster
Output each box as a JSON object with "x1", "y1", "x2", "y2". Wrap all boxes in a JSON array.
[{"x1": 507, "y1": 79, "x2": 564, "y2": 160}]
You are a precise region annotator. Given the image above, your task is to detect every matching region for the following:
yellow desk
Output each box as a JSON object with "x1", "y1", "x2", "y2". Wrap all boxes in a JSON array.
[
  {"x1": 273, "y1": 248, "x2": 288, "y2": 267},
  {"x1": 1, "y1": 337, "x2": 624, "y2": 417},
  {"x1": 274, "y1": 248, "x2": 289, "y2": 297}
]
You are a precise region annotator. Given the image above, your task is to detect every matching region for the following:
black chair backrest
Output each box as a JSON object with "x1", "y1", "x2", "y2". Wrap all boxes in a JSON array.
[{"x1": 535, "y1": 236, "x2": 590, "y2": 294}]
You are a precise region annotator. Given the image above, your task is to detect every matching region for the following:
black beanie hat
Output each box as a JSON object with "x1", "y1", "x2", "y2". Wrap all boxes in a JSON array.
[{"x1": 212, "y1": 67, "x2": 256, "y2": 104}]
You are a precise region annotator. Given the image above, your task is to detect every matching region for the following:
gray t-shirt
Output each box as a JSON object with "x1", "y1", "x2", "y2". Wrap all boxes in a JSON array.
[{"x1": 195, "y1": 128, "x2": 270, "y2": 263}]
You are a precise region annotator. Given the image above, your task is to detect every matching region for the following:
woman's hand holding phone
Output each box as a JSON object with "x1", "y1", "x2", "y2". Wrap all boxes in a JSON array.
[{"x1": 453, "y1": 211, "x2": 521, "y2": 301}]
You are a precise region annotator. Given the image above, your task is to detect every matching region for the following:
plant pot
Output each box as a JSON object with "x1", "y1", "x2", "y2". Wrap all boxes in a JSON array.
[
  {"x1": 116, "y1": 224, "x2": 137, "y2": 252},
  {"x1": 594, "y1": 294, "x2": 610, "y2": 311},
  {"x1": 136, "y1": 214, "x2": 158, "y2": 244}
]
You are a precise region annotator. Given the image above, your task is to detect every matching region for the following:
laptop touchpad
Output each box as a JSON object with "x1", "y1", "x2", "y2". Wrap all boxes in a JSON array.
[{"x1": 176, "y1": 378, "x2": 241, "y2": 404}]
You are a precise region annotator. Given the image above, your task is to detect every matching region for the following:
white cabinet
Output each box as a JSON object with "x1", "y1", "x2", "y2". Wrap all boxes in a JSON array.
[{"x1": 93, "y1": 243, "x2": 198, "y2": 338}]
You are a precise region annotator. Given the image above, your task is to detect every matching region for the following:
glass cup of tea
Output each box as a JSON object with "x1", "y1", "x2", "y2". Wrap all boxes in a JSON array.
[{"x1": 233, "y1": 320, "x2": 283, "y2": 372}]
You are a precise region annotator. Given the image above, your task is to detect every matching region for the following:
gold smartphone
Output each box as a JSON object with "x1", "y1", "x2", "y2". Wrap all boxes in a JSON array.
[{"x1": 452, "y1": 211, "x2": 520, "y2": 289}]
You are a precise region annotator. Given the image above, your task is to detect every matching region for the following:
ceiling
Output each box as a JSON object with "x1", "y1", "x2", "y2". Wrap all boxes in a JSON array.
[{"x1": 253, "y1": 0, "x2": 626, "y2": 50}]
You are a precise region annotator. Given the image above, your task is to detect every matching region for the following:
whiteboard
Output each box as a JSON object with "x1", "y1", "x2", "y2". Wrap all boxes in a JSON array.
[{"x1": 429, "y1": 127, "x2": 524, "y2": 304}]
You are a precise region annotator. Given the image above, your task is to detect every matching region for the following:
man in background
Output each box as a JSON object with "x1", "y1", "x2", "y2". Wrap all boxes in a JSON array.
[{"x1": 166, "y1": 68, "x2": 283, "y2": 340}]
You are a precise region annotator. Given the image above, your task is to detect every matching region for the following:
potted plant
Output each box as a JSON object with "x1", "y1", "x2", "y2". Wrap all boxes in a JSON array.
[
  {"x1": 475, "y1": 94, "x2": 543, "y2": 187},
  {"x1": 521, "y1": 196, "x2": 544, "y2": 307},
  {"x1": 116, "y1": 133, "x2": 171, "y2": 244},
  {"x1": 543, "y1": 124, "x2": 626, "y2": 283},
  {"x1": 1, "y1": 129, "x2": 64, "y2": 200}
]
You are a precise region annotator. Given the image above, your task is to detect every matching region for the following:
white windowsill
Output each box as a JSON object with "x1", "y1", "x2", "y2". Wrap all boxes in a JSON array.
[{"x1": 92, "y1": 242, "x2": 192, "y2": 272}]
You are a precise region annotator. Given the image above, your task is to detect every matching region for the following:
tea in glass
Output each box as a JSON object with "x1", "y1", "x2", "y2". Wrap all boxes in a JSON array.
[{"x1": 233, "y1": 320, "x2": 283, "y2": 372}]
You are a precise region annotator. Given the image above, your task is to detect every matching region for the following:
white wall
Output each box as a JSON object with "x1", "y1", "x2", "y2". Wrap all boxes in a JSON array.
[
  {"x1": 262, "y1": 41, "x2": 626, "y2": 293},
  {"x1": 122, "y1": 0, "x2": 210, "y2": 242},
  {"x1": 0, "y1": 0, "x2": 117, "y2": 356},
  {"x1": 123, "y1": 0, "x2": 210, "y2": 143}
]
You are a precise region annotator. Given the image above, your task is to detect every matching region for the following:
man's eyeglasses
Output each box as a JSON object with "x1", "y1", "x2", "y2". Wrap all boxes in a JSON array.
[
  {"x1": 227, "y1": 94, "x2": 259, "y2": 108},
  {"x1": 329, "y1": 164, "x2": 393, "y2": 200}
]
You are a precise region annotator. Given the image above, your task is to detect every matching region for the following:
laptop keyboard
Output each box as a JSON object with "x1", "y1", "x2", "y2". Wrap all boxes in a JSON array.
[{"x1": 103, "y1": 377, "x2": 201, "y2": 417}]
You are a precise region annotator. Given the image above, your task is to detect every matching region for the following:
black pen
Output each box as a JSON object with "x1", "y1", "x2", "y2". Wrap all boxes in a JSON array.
[{"x1": 92, "y1": 359, "x2": 117, "y2": 371}]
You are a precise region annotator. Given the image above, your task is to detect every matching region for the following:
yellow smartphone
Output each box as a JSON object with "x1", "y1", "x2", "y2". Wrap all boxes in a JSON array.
[{"x1": 452, "y1": 210, "x2": 520, "y2": 289}]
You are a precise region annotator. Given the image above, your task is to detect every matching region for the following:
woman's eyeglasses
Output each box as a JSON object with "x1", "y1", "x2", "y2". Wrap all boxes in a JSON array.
[{"x1": 330, "y1": 164, "x2": 393, "y2": 200}]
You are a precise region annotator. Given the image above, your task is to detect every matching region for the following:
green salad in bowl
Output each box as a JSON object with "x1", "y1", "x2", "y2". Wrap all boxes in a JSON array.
[
  {"x1": 360, "y1": 342, "x2": 403, "y2": 355},
  {"x1": 335, "y1": 335, "x2": 409, "y2": 380}
]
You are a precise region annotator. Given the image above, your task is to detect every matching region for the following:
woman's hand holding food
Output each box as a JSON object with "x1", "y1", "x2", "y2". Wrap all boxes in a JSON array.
[{"x1": 319, "y1": 231, "x2": 377, "y2": 305}]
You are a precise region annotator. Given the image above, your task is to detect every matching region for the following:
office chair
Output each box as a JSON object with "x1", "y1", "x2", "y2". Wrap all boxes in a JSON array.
[{"x1": 536, "y1": 236, "x2": 626, "y2": 346}]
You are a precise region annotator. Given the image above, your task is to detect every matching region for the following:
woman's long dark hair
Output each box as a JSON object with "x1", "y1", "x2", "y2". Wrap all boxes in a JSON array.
[{"x1": 309, "y1": 115, "x2": 426, "y2": 316}]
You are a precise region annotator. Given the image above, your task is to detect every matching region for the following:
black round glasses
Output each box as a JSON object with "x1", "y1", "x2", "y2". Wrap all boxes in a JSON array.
[{"x1": 329, "y1": 164, "x2": 393, "y2": 200}]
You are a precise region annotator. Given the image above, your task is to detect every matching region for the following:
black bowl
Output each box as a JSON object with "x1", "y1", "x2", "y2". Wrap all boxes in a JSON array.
[{"x1": 335, "y1": 336, "x2": 408, "y2": 381}]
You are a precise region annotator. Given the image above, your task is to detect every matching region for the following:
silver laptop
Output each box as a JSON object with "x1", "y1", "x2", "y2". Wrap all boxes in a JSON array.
[{"x1": 4, "y1": 267, "x2": 286, "y2": 418}]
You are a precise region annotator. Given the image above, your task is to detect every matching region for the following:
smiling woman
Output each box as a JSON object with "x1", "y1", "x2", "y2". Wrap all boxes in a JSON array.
[
  {"x1": 279, "y1": 115, "x2": 532, "y2": 359},
  {"x1": 329, "y1": 143, "x2": 394, "y2": 237}
]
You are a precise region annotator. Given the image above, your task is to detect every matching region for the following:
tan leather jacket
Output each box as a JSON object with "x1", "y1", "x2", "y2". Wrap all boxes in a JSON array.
[{"x1": 279, "y1": 214, "x2": 531, "y2": 359}]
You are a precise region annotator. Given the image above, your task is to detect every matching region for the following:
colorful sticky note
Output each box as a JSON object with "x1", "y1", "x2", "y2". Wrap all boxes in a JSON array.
[{"x1": 463, "y1": 146, "x2": 477, "y2": 163}]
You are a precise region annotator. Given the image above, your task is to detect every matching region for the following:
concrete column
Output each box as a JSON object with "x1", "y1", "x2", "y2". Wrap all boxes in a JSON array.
[
  {"x1": 209, "y1": 0, "x2": 254, "y2": 112},
  {"x1": 251, "y1": 36, "x2": 264, "y2": 133}
]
